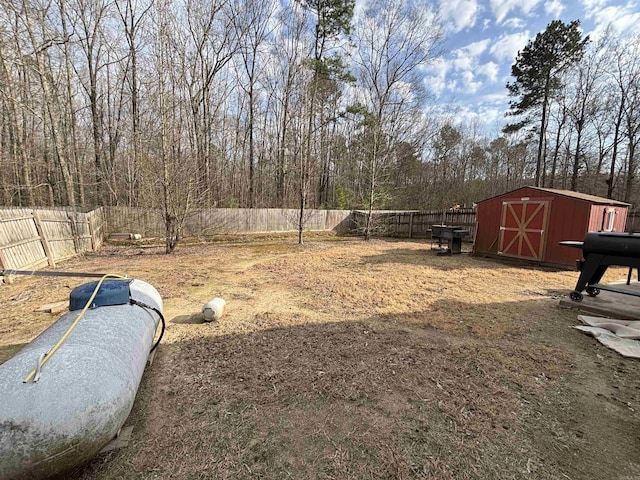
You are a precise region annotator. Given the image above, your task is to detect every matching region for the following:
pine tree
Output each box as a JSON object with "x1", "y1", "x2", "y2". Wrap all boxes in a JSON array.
[
  {"x1": 504, "y1": 20, "x2": 589, "y2": 187},
  {"x1": 297, "y1": 0, "x2": 354, "y2": 244}
]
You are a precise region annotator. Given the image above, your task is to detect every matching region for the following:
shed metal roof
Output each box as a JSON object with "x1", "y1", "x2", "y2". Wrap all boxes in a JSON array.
[{"x1": 477, "y1": 186, "x2": 630, "y2": 206}]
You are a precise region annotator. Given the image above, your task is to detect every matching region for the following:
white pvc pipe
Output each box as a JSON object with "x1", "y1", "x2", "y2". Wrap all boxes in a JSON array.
[{"x1": 202, "y1": 298, "x2": 226, "y2": 322}]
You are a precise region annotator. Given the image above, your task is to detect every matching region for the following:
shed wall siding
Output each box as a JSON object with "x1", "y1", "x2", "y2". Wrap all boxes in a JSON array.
[
  {"x1": 474, "y1": 187, "x2": 604, "y2": 266},
  {"x1": 475, "y1": 197, "x2": 502, "y2": 254},
  {"x1": 588, "y1": 205, "x2": 628, "y2": 232},
  {"x1": 544, "y1": 196, "x2": 590, "y2": 266},
  {"x1": 474, "y1": 187, "x2": 626, "y2": 267},
  {"x1": 617, "y1": 207, "x2": 629, "y2": 232}
]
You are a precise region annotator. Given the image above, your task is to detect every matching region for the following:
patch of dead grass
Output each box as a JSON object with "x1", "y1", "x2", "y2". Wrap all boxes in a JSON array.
[{"x1": 1, "y1": 238, "x2": 638, "y2": 479}]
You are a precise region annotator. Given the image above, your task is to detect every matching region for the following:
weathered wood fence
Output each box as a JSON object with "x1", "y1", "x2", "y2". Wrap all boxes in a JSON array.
[
  {"x1": 625, "y1": 210, "x2": 640, "y2": 232},
  {"x1": 353, "y1": 207, "x2": 640, "y2": 240},
  {"x1": 105, "y1": 207, "x2": 354, "y2": 237},
  {"x1": 352, "y1": 209, "x2": 477, "y2": 239},
  {"x1": 0, "y1": 207, "x2": 105, "y2": 270},
  {"x1": 6, "y1": 204, "x2": 640, "y2": 274},
  {"x1": 105, "y1": 207, "x2": 476, "y2": 240}
]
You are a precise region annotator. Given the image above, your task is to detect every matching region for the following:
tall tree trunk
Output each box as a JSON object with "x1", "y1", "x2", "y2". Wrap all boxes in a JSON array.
[
  {"x1": 89, "y1": 84, "x2": 104, "y2": 203},
  {"x1": 0, "y1": 50, "x2": 33, "y2": 205},
  {"x1": 277, "y1": 78, "x2": 292, "y2": 206},
  {"x1": 59, "y1": 0, "x2": 84, "y2": 206},
  {"x1": 608, "y1": 97, "x2": 625, "y2": 199},
  {"x1": 624, "y1": 136, "x2": 637, "y2": 204},
  {"x1": 248, "y1": 78, "x2": 255, "y2": 207},
  {"x1": 571, "y1": 118, "x2": 584, "y2": 191},
  {"x1": 536, "y1": 79, "x2": 550, "y2": 187},
  {"x1": 116, "y1": 0, "x2": 148, "y2": 207},
  {"x1": 22, "y1": 4, "x2": 76, "y2": 207},
  {"x1": 364, "y1": 132, "x2": 379, "y2": 241},
  {"x1": 549, "y1": 111, "x2": 565, "y2": 188},
  {"x1": 299, "y1": 99, "x2": 313, "y2": 245}
]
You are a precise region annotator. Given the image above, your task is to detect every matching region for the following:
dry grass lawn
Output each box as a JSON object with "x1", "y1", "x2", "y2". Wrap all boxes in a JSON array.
[{"x1": 1, "y1": 234, "x2": 639, "y2": 479}]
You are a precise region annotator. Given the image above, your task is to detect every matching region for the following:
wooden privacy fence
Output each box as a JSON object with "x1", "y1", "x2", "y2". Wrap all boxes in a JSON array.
[
  {"x1": 352, "y1": 209, "x2": 477, "y2": 240},
  {"x1": 356, "y1": 207, "x2": 640, "y2": 240},
  {"x1": 105, "y1": 207, "x2": 354, "y2": 237},
  {"x1": 626, "y1": 210, "x2": 640, "y2": 232},
  {"x1": 0, "y1": 207, "x2": 105, "y2": 270}
]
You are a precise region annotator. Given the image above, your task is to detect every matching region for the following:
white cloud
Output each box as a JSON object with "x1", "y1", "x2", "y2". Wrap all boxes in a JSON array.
[
  {"x1": 480, "y1": 92, "x2": 510, "y2": 104},
  {"x1": 451, "y1": 39, "x2": 490, "y2": 70},
  {"x1": 424, "y1": 58, "x2": 450, "y2": 98},
  {"x1": 489, "y1": 31, "x2": 531, "y2": 62},
  {"x1": 477, "y1": 61, "x2": 500, "y2": 82},
  {"x1": 450, "y1": 104, "x2": 504, "y2": 130},
  {"x1": 581, "y1": 0, "x2": 607, "y2": 15},
  {"x1": 353, "y1": 0, "x2": 368, "y2": 22},
  {"x1": 544, "y1": 0, "x2": 565, "y2": 17},
  {"x1": 503, "y1": 17, "x2": 526, "y2": 29},
  {"x1": 426, "y1": 96, "x2": 510, "y2": 134},
  {"x1": 462, "y1": 71, "x2": 483, "y2": 93},
  {"x1": 452, "y1": 56, "x2": 473, "y2": 71},
  {"x1": 464, "y1": 38, "x2": 491, "y2": 57},
  {"x1": 438, "y1": 39, "x2": 496, "y2": 93},
  {"x1": 490, "y1": 0, "x2": 542, "y2": 24},
  {"x1": 586, "y1": 4, "x2": 640, "y2": 38},
  {"x1": 439, "y1": 0, "x2": 480, "y2": 32},
  {"x1": 426, "y1": 37, "x2": 503, "y2": 100}
]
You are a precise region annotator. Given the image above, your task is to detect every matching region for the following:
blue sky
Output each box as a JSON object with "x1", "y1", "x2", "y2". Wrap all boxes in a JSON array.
[{"x1": 424, "y1": 0, "x2": 640, "y2": 134}]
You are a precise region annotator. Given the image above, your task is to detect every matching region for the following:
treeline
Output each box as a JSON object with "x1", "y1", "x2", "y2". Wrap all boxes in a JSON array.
[{"x1": 0, "y1": 1, "x2": 639, "y2": 213}]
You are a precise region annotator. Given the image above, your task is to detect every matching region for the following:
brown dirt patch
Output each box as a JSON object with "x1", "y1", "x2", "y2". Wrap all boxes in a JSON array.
[{"x1": 1, "y1": 236, "x2": 639, "y2": 479}]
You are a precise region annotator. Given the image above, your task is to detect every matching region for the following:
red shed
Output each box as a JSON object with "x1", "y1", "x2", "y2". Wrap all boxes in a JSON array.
[{"x1": 474, "y1": 187, "x2": 630, "y2": 267}]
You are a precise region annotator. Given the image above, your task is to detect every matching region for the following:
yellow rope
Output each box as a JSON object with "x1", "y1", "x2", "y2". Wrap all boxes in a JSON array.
[{"x1": 23, "y1": 273, "x2": 126, "y2": 383}]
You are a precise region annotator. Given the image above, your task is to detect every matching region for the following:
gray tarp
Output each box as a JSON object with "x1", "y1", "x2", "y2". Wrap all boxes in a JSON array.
[{"x1": 575, "y1": 315, "x2": 640, "y2": 359}]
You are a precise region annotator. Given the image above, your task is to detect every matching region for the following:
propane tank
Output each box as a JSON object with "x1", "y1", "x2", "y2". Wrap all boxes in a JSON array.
[{"x1": 202, "y1": 298, "x2": 226, "y2": 322}]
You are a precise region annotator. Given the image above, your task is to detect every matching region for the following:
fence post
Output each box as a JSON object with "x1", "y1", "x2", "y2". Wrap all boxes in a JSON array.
[
  {"x1": 99, "y1": 207, "x2": 106, "y2": 247},
  {"x1": 87, "y1": 212, "x2": 97, "y2": 251},
  {"x1": 68, "y1": 212, "x2": 80, "y2": 254},
  {"x1": 33, "y1": 210, "x2": 56, "y2": 267},
  {"x1": 0, "y1": 246, "x2": 7, "y2": 269},
  {"x1": 409, "y1": 212, "x2": 414, "y2": 238}
]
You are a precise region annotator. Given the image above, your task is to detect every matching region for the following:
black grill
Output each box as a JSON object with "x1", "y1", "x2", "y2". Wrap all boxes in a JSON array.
[
  {"x1": 430, "y1": 225, "x2": 469, "y2": 255},
  {"x1": 561, "y1": 232, "x2": 640, "y2": 301}
]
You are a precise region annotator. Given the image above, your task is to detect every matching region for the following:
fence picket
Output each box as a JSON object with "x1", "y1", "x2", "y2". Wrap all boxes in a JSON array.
[
  {"x1": 9, "y1": 205, "x2": 639, "y2": 274},
  {"x1": 0, "y1": 207, "x2": 105, "y2": 272},
  {"x1": 352, "y1": 209, "x2": 477, "y2": 239},
  {"x1": 104, "y1": 207, "x2": 353, "y2": 236}
]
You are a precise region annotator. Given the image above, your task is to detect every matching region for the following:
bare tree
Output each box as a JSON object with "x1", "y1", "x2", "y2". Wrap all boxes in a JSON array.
[
  {"x1": 115, "y1": 0, "x2": 153, "y2": 206},
  {"x1": 68, "y1": 0, "x2": 111, "y2": 204},
  {"x1": 296, "y1": 0, "x2": 353, "y2": 244},
  {"x1": 264, "y1": 1, "x2": 307, "y2": 207},
  {"x1": 0, "y1": 30, "x2": 33, "y2": 205},
  {"x1": 230, "y1": 0, "x2": 275, "y2": 207},
  {"x1": 184, "y1": 0, "x2": 238, "y2": 207},
  {"x1": 352, "y1": 0, "x2": 443, "y2": 239},
  {"x1": 566, "y1": 39, "x2": 605, "y2": 191},
  {"x1": 10, "y1": 0, "x2": 76, "y2": 206},
  {"x1": 152, "y1": 0, "x2": 197, "y2": 252},
  {"x1": 612, "y1": 36, "x2": 640, "y2": 203},
  {"x1": 546, "y1": 90, "x2": 569, "y2": 188}
]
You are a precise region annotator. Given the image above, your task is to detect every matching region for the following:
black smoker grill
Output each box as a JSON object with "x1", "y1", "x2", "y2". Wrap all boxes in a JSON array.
[
  {"x1": 430, "y1": 225, "x2": 469, "y2": 255},
  {"x1": 561, "y1": 231, "x2": 640, "y2": 301}
]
